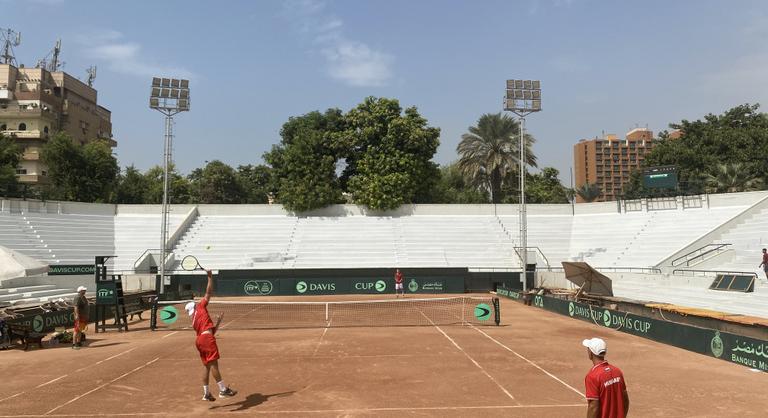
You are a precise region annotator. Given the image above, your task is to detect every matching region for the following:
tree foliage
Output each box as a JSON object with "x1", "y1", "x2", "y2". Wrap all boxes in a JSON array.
[
  {"x1": 525, "y1": 167, "x2": 571, "y2": 204},
  {"x1": 236, "y1": 164, "x2": 273, "y2": 204},
  {"x1": 41, "y1": 133, "x2": 118, "y2": 202},
  {"x1": 576, "y1": 182, "x2": 601, "y2": 202},
  {"x1": 430, "y1": 162, "x2": 489, "y2": 203},
  {"x1": 343, "y1": 98, "x2": 440, "y2": 210},
  {"x1": 625, "y1": 104, "x2": 768, "y2": 197},
  {"x1": 193, "y1": 160, "x2": 246, "y2": 204},
  {"x1": 0, "y1": 135, "x2": 22, "y2": 197},
  {"x1": 115, "y1": 165, "x2": 149, "y2": 204},
  {"x1": 457, "y1": 113, "x2": 536, "y2": 203}
]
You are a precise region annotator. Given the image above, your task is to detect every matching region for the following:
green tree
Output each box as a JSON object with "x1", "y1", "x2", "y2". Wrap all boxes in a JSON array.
[
  {"x1": 705, "y1": 163, "x2": 764, "y2": 193},
  {"x1": 576, "y1": 182, "x2": 601, "y2": 202},
  {"x1": 430, "y1": 162, "x2": 488, "y2": 203},
  {"x1": 525, "y1": 167, "x2": 570, "y2": 204},
  {"x1": 0, "y1": 135, "x2": 22, "y2": 197},
  {"x1": 144, "y1": 164, "x2": 192, "y2": 204},
  {"x1": 642, "y1": 104, "x2": 768, "y2": 194},
  {"x1": 457, "y1": 113, "x2": 536, "y2": 203},
  {"x1": 236, "y1": 164, "x2": 273, "y2": 204},
  {"x1": 116, "y1": 165, "x2": 149, "y2": 204},
  {"x1": 194, "y1": 160, "x2": 246, "y2": 204},
  {"x1": 343, "y1": 98, "x2": 440, "y2": 210},
  {"x1": 264, "y1": 109, "x2": 345, "y2": 212},
  {"x1": 41, "y1": 133, "x2": 118, "y2": 202}
]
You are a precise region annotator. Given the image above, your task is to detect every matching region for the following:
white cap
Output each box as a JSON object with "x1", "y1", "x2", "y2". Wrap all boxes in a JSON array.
[
  {"x1": 77, "y1": 286, "x2": 87, "y2": 292},
  {"x1": 185, "y1": 301, "x2": 196, "y2": 316},
  {"x1": 582, "y1": 338, "x2": 607, "y2": 356}
]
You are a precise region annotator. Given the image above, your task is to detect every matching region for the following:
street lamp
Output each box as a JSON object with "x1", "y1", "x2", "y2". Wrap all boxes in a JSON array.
[
  {"x1": 504, "y1": 79, "x2": 542, "y2": 293},
  {"x1": 149, "y1": 77, "x2": 190, "y2": 295}
]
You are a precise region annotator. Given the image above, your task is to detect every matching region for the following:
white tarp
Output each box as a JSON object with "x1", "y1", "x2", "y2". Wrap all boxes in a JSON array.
[{"x1": 0, "y1": 245, "x2": 49, "y2": 281}]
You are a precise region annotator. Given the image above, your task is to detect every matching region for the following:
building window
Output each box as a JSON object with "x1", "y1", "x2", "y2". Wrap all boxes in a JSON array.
[
  {"x1": 16, "y1": 168, "x2": 27, "y2": 175},
  {"x1": 0, "y1": 123, "x2": 6, "y2": 131},
  {"x1": 18, "y1": 123, "x2": 26, "y2": 131},
  {"x1": 42, "y1": 170, "x2": 47, "y2": 176},
  {"x1": 43, "y1": 126, "x2": 49, "y2": 134}
]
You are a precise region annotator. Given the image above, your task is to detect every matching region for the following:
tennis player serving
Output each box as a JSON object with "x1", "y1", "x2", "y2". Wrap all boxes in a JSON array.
[{"x1": 183, "y1": 261, "x2": 237, "y2": 402}]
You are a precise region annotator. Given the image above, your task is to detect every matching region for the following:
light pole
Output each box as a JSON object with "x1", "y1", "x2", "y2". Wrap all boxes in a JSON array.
[
  {"x1": 504, "y1": 79, "x2": 541, "y2": 292},
  {"x1": 149, "y1": 77, "x2": 190, "y2": 295}
]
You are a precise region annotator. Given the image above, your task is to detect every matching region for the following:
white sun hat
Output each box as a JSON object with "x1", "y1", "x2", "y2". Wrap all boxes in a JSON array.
[{"x1": 582, "y1": 337, "x2": 607, "y2": 356}]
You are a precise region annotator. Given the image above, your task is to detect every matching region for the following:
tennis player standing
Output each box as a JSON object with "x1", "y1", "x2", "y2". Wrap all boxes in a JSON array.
[
  {"x1": 583, "y1": 337, "x2": 629, "y2": 418},
  {"x1": 184, "y1": 269, "x2": 237, "y2": 401},
  {"x1": 394, "y1": 269, "x2": 404, "y2": 297}
]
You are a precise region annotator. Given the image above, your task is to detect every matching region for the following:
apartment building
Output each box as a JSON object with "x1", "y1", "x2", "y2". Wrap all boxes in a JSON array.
[
  {"x1": 573, "y1": 128, "x2": 654, "y2": 202},
  {"x1": 0, "y1": 63, "x2": 115, "y2": 184}
]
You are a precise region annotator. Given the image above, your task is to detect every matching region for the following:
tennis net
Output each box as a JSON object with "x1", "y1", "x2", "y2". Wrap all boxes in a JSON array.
[{"x1": 151, "y1": 296, "x2": 500, "y2": 330}]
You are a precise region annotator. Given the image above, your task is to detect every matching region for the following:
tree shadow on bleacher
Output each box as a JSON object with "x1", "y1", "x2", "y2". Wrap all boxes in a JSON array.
[{"x1": 210, "y1": 391, "x2": 295, "y2": 412}]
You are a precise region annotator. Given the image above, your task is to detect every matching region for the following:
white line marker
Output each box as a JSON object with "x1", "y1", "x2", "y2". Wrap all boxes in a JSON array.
[
  {"x1": 161, "y1": 330, "x2": 179, "y2": 339},
  {"x1": 75, "y1": 347, "x2": 138, "y2": 373},
  {"x1": 0, "y1": 404, "x2": 586, "y2": 417},
  {"x1": 312, "y1": 323, "x2": 331, "y2": 357},
  {"x1": 36, "y1": 374, "x2": 68, "y2": 388},
  {"x1": 0, "y1": 392, "x2": 23, "y2": 403},
  {"x1": 419, "y1": 311, "x2": 518, "y2": 404},
  {"x1": 471, "y1": 325, "x2": 585, "y2": 398},
  {"x1": 45, "y1": 357, "x2": 160, "y2": 415}
]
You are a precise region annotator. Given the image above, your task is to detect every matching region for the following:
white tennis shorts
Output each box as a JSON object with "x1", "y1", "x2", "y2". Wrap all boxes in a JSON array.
[{"x1": 395, "y1": 283, "x2": 404, "y2": 290}]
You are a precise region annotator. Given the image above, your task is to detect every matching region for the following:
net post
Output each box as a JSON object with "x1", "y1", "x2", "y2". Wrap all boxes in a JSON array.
[
  {"x1": 325, "y1": 303, "x2": 329, "y2": 323},
  {"x1": 149, "y1": 296, "x2": 158, "y2": 331},
  {"x1": 493, "y1": 297, "x2": 500, "y2": 326}
]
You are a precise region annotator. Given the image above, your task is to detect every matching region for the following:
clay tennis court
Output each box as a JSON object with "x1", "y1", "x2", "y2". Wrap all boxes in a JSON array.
[{"x1": 0, "y1": 294, "x2": 766, "y2": 417}]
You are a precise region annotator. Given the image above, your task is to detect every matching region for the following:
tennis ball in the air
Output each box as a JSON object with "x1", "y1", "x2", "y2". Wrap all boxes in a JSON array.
[{"x1": 206, "y1": 245, "x2": 211, "y2": 250}]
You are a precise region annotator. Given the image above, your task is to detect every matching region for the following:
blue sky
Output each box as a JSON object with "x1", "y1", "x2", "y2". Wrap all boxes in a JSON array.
[{"x1": 4, "y1": 0, "x2": 768, "y2": 182}]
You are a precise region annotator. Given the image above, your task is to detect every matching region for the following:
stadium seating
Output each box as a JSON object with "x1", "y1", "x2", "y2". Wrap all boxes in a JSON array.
[
  {"x1": 710, "y1": 206, "x2": 768, "y2": 273},
  {"x1": 114, "y1": 214, "x2": 185, "y2": 272}
]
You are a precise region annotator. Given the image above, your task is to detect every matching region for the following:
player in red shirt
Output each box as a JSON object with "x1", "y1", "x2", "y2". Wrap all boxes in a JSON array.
[
  {"x1": 583, "y1": 337, "x2": 629, "y2": 418},
  {"x1": 184, "y1": 269, "x2": 237, "y2": 402},
  {"x1": 394, "y1": 269, "x2": 404, "y2": 297},
  {"x1": 759, "y1": 248, "x2": 768, "y2": 280}
]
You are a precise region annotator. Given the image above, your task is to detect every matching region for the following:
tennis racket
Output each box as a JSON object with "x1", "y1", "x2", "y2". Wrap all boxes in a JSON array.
[{"x1": 180, "y1": 255, "x2": 205, "y2": 271}]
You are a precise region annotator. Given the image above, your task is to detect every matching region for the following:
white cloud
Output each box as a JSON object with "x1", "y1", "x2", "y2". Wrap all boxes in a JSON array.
[
  {"x1": 283, "y1": 0, "x2": 394, "y2": 87},
  {"x1": 79, "y1": 30, "x2": 193, "y2": 79}
]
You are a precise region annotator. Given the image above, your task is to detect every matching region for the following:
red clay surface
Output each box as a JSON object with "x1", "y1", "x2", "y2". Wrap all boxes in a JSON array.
[{"x1": 1, "y1": 294, "x2": 766, "y2": 417}]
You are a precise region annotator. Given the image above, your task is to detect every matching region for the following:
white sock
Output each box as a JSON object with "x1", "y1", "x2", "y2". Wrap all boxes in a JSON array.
[
  {"x1": 203, "y1": 385, "x2": 209, "y2": 396},
  {"x1": 217, "y1": 381, "x2": 227, "y2": 392}
]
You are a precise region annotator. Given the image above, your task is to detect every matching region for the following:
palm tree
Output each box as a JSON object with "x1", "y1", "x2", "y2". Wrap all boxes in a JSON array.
[
  {"x1": 576, "y1": 182, "x2": 601, "y2": 202},
  {"x1": 456, "y1": 113, "x2": 536, "y2": 203},
  {"x1": 705, "y1": 163, "x2": 763, "y2": 193}
]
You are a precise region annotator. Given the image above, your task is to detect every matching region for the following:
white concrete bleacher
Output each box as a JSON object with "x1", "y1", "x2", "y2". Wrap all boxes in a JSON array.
[
  {"x1": 114, "y1": 214, "x2": 185, "y2": 272},
  {"x1": 710, "y1": 206, "x2": 768, "y2": 274},
  {"x1": 173, "y1": 215, "x2": 297, "y2": 269}
]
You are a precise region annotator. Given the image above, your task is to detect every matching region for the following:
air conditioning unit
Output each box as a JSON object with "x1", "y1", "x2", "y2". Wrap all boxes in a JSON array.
[{"x1": 0, "y1": 88, "x2": 11, "y2": 101}]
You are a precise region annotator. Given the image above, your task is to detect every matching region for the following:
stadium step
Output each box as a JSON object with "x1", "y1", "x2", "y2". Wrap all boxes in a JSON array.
[
  {"x1": 0, "y1": 284, "x2": 56, "y2": 294},
  {"x1": 0, "y1": 288, "x2": 74, "y2": 302}
]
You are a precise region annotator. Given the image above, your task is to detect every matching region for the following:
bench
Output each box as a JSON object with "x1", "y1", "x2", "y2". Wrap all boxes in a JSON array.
[
  {"x1": 8, "y1": 323, "x2": 45, "y2": 351},
  {"x1": 117, "y1": 296, "x2": 153, "y2": 321}
]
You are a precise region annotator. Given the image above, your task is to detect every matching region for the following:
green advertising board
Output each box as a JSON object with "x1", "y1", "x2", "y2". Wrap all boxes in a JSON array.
[
  {"x1": 215, "y1": 277, "x2": 461, "y2": 296},
  {"x1": 48, "y1": 264, "x2": 96, "y2": 275},
  {"x1": 96, "y1": 282, "x2": 117, "y2": 305},
  {"x1": 497, "y1": 287, "x2": 768, "y2": 372}
]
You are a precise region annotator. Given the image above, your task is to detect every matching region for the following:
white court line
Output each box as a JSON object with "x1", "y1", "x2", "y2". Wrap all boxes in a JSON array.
[
  {"x1": 161, "y1": 330, "x2": 179, "y2": 339},
  {"x1": 161, "y1": 353, "x2": 453, "y2": 361},
  {"x1": 312, "y1": 321, "x2": 331, "y2": 357},
  {"x1": 0, "y1": 392, "x2": 24, "y2": 403},
  {"x1": 0, "y1": 403, "x2": 586, "y2": 417},
  {"x1": 471, "y1": 325, "x2": 585, "y2": 398},
  {"x1": 36, "y1": 374, "x2": 68, "y2": 389},
  {"x1": 75, "y1": 347, "x2": 138, "y2": 373},
  {"x1": 418, "y1": 311, "x2": 519, "y2": 405},
  {"x1": 45, "y1": 357, "x2": 160, "y2": 416}
]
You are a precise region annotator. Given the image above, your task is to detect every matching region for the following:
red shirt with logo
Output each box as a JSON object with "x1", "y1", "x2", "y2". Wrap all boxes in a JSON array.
[
  {"x1": 395, "y1": 271, "x2": 403, "y2": 284},
  {"x1": 192, "y1": 298, "x2": 214, "y2": 336},
  {"x1": 585, "y1": 361, "x2": 627, "y2": 418}
]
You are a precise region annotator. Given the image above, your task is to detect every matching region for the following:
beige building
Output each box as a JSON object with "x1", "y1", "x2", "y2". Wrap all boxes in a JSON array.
[
  {"x1": 0, "y1": 63, "x2": 115, "y2": 184},
  {"x1": 573, "y1": 128, "x2": 655, "y2": 202}
]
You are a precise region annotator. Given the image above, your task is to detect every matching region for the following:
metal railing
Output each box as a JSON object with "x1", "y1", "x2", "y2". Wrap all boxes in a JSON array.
[
  {"x1": 543, "y1": 265, "x2": 662, "y2": 274},
  {"x1": 672, "y1": 269, "x2": 758, "y2": 278},
  {"x1": 670, "y1": 243, "x2": 731, "y2": 267},
  {"x1": 513, "y1": 246, "x2": 550, "y2": 269}
]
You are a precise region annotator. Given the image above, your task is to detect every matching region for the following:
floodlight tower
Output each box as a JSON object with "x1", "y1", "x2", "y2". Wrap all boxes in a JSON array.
[
  {"x1": 504, "y1": 79, "x2": 542, "y2": 292},
  {"x1": 149, "y1": 77, "x2": 190, "y2": 294}
]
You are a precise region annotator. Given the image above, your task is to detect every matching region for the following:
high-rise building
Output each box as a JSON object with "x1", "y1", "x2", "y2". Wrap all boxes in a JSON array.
[
  {"x1": 573, "y1": 128, "x2": 654, "y2": 202},
  {"x1": 0, "y1": 63, "x2": 115, "y2": 185}
]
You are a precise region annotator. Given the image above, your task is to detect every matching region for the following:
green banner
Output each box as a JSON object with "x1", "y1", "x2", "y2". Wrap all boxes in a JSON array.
[
  {"x1": 96, "y1": 282, "x2": 117, "y2": 305},
  {"x1": 48, "y1": 264, "x2": 95, "y2": 275},
  {"x1": 497, "y1": 287, "x2": 768, "y2": 372}
]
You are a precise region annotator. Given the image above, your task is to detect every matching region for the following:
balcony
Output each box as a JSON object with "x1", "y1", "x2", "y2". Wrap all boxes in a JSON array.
[{"x1": 1, "y1": 130, "x2": 45, "y2": 139}]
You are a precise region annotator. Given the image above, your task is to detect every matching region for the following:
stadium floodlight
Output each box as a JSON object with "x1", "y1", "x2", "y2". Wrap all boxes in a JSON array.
[
  {"x1": 149, "y1": 77, "x2": 190, "y2": 297},
  {"x1": 504, "y1": 79, "x2": 543, "y2": 293}
]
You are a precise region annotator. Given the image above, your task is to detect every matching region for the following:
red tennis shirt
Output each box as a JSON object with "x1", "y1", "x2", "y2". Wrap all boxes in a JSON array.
[
  {"x1": 192, "y1": 299, "x2": 215, "y2": 336},
  {"x1": 585, "y1": 361, "x2": 627, "y2": 418},
  {"x1": 395, "y1": 271, "x2": 403, "y2": 284}
]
